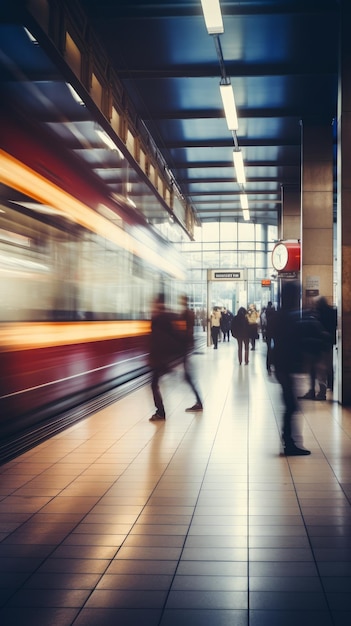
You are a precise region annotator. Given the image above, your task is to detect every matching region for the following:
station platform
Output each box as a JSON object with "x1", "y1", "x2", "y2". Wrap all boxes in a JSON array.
[{"x1": 0, "y1": 331, "x2": 351, "y2": 626}]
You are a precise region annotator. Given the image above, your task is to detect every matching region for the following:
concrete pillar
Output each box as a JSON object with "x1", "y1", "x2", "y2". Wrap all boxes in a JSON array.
[
  {"x1": 301, "y1": 122, "x2": 334, "y2": 310},
  {"x1": 281, "y1": 186, "x2": 300, "y2": 241}
]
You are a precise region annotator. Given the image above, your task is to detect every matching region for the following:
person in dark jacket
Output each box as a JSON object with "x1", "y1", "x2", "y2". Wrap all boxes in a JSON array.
[
  {"x1": 298, "y1": 296, "x2": 336, "y2": 400},
  {"x1": 220, "y1": 307, "x2": 233, "y2": 342},
  {"x1": 149, "y1": 294, "x2": 180, "y2": 421},
  {"x1": 178, "y1": 295, "x2": 203, "y2": 412},
  {"x1": 272, "y1": 282, "x2": 311, "y2": 456},
  {"x1": 231, "y1": 306, "x2": 250, "y2": 365},
  {"x1": 265, "y1": 301, "x2": 277, "y2": 373}
]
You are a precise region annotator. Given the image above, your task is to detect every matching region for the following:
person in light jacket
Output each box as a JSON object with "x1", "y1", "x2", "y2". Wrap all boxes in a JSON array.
[
  {"x1": 210, "y1": 306, "x2": 221, "y2": 349},
  {"x1": 247, "y1": 303, "x2": 260, "y2": 350}
]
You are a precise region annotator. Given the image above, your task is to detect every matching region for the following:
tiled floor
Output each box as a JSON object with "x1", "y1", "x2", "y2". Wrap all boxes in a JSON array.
[{"x1": 0, "y1": 333, "x2": 351, "y2": 626}]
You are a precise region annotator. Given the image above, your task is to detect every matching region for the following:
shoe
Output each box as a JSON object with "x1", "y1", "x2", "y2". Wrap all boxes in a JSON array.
[
  {"x1": 315, "y1": 393, "x2": 326, "y2": 401},
  {"x1": 185, "y1": 402, "x2": 203, "y2": 412},
  {"x1": 284, "y1": 444, "x2": 311, "y2": 456},
  {"x1": 315, "y1": 384, "x2": 327, "y2": 400},
  {"x1": 149, "y1": 413, "x2": 165, "y2": 421},
  {"x1": 298, "y1": 390, "x2": 315, "y2": 400}
]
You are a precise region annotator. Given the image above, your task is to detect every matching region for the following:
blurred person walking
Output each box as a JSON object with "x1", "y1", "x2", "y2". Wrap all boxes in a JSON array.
[
  {"x1": 298, "y1": 296, "x2": 336, "y2": 400},
  {"x1": 231, "y1": 306, "x2": 250, "y2": 365},
  {"x1": 178, "y1": 295, "x2": 203, "y2": 412},
  {"x1": 265, "y1": 301, "x2": 277, "y2": 374},
  {"x1": 148, "y1": 294, "x2": 180, "y2": 421},
  {"x1": 272, "y1": 282, "x2": 311, "y2": 456}
]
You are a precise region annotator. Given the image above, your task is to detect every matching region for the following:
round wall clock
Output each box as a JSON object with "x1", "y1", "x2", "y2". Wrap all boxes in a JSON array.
[{"x1": 272, "y1": 242, "x2": 300, "y2": 272}]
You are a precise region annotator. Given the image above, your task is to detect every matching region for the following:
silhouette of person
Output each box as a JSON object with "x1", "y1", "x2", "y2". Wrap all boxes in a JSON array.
[
  {"x1": 272, "y1": 282, "x2": 311, "y2": 456},
  {"x1": 178, "y1": 295, "x2": 203, "y2": 412},
  {"x1": 231, "y1": 306, "x2": 250, "y2": 365},
  {"x1": 148, "y1": 294, "x2": 179, "y2": 421},
  {"x1": 220, "y1": 307, "x2": 233, "y2": 342},
  {"x1": 298, "y1": 296, "x2": 336, "y2": 400},
  {"x1": 265, "y1": 301, "x2": 277, "y2": 374}
]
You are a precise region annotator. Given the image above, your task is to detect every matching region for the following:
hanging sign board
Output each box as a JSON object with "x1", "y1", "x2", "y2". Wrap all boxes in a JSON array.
[{"x1": 208, "y1": 269, "x2": 246, "y2": 281}]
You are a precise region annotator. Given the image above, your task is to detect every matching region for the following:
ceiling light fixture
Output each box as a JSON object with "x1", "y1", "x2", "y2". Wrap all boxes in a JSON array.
[
  {"x1": 240, "y1": 193, "x2": 249, "y2": 210},
  {"x1": 127, "y1": 197, "x2": 136, "y2": 208},
  {"x1": 96, "y1": 129, "x2": 118, "y2": 150},
  {"x1": 96, "y1": 129, "x2": 124, "y2": 159},
  {"x1": 200, "y1": 0, "x2": 224, "y2": 35},
  {"x1": 242, "y1": 208, "x2": 250, "y2": 221},
  {"x1": 66, "y1": 83, "x2": 85, "y2": 106},
  {"x1": 24, "y1": 27, "x2": 38, "y2": 44},
  {"x1": 240, "y1": 193, "x2": 250, "y2": 221},
  {"x1": 233, "y1": 150, "x2": 246, "y2": 185},
  {"x1": 220, "y1": 83, "x2": 238, "y2": 131}
]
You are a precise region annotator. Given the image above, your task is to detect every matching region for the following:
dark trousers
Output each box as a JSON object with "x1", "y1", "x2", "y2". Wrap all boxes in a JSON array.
[
  {"x1": 275, "y1": 368, "x2": 298, "y2": 447},
  {"x1": 151, "y1": 368, "x2": 166, "y2": 417},
  {"x1": 211, "y1": 326, "x2": 220, "y2": 348},
  {"x1": 183, "y1": 356, "x2": 202, "y2": 404},
  {"x1": 237, "y1": 338, "x2": 249, "y2": 364},
  {"x1": 266, "y1": 335, "x2": 274, "y2": 370}
]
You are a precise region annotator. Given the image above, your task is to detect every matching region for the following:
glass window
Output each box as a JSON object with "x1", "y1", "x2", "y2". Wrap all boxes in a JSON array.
[
  {"x1": 238, "y1": 241, "x2": 255, "y2": 251},
  {"x1": 178, "y1": 219, "x2": 278, "y2": 309},
  {"x1": 202, "y1": 222, "x2": 220, "y2": 242},
  {"x1": 219, "y1": 251, "x2": 238, "y2": 267},
  {"x1": 238, "y1": 222, "x2": 255, "y2": 241},
  {"x1": 219, "y1": 221, "x2": 238, "y2": 242}
]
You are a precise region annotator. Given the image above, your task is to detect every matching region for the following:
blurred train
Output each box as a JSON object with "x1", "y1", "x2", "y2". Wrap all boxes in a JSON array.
[{"x1": 0, "y1": 104, "x2": 186, "y2": 455}]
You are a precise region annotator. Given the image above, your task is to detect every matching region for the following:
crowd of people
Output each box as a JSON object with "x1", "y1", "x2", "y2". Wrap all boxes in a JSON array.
[{"x1": 148, "y1": 287, "x2": 337, "y2": 458}]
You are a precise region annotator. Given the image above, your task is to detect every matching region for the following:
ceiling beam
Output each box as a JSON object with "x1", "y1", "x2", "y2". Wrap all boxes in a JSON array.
[{"x1": 117, "y1": 63, "x2": 336, "y2": 80}]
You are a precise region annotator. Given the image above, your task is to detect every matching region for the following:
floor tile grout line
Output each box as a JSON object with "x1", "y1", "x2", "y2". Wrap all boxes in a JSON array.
[{"x1": 156, "y1": 371, "x2": 238, "y2": 624}]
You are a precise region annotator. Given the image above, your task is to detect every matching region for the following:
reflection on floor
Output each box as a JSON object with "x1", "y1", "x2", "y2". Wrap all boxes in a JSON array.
[{"x1": 0, "y1": 333, "x2": 350, "y2": 626}]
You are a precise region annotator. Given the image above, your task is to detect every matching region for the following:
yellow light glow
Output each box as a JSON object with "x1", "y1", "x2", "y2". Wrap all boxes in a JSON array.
[
  {"x1": 0, "y1": 321, "x2": 151, "y2": 351},
  {"x1": 0, "y1": 150, "x2": 185, "y2": 280}
]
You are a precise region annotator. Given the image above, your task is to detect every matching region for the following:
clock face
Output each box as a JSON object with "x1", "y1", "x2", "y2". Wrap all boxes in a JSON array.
[{"x1": 272, "y1": 243, "x2": 289, "y2": 271}]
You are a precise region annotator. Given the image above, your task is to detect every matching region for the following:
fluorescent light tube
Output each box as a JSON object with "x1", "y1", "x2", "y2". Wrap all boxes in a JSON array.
[
  {"x1": 242, "y1": 209, "x2": 250, "y2": 221},
  {"x1": 24, "y1": 27, "x2": 38, "y2": 44},
  {"x1": 233, "y1": 150, "x2": 246, "y2": 185},
  {"x1": 240, "y1": 194, "x2": 249, "y2": 210},
  {"x1": 200, "y1": 0, "x2": 224, "y2": 35},
  {"x1": 96, "y1": 129, "x2": 118, "y2": 150},
  {"x1": 220, "y1": 83, "x2": 238, "y2": 131},
  {"x1": 96, "y1": 130, "x2": 125, "y2": 159},
  {"x1": 67, "y1": 84, "x2": 85, "y2": 106}
]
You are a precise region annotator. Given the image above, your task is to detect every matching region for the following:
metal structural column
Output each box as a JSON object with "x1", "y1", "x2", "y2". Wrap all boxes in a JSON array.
[
  {"x1": 300, "y1": 122, "x2": 334, "y2": 311},
  {"x1": 337, "y1": 0, "x2": 351, "y2": 405}
]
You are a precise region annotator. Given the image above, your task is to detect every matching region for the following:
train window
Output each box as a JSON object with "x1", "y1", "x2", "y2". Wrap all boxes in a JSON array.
[{"x1": 0, "y1": 184, "x2": 184, "y2": 322}]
